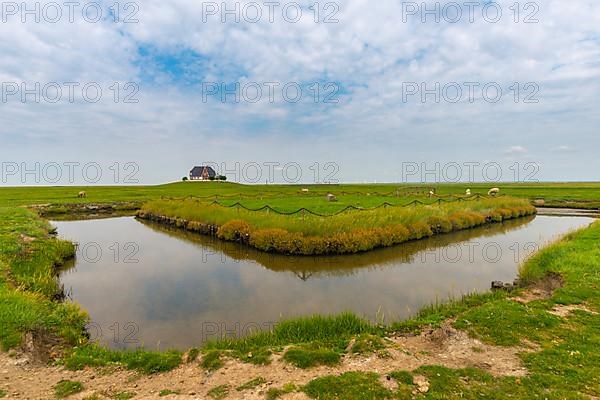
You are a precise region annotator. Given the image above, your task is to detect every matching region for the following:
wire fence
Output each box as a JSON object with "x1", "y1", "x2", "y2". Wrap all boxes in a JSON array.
[{"x1": 157, "y1": 193, "x2": 506, "y2": 218}]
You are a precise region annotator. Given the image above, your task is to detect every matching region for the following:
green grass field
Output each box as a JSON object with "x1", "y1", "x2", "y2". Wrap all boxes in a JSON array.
[
  {"x1": 0, "y1": 182, "x2": 599, "y2": 398},
  {"x1": 2, "y1": 181, "x2": 600, "y2": 209}
]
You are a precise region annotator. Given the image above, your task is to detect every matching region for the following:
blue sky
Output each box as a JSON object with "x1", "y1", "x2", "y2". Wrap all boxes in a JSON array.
[{"x1": 0, "y1": 0, "x2": 599, "y2": 185}]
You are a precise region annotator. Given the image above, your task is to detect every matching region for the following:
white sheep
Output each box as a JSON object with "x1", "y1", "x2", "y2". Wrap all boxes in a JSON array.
[
  {"x1": 78, "y1": 191, "x2": 87, "y2": 198},
  {"x1": 466, "y1": 189, "x2": 471, "y2": 196},
  {"x1": 488, "y1": 188, "x2": 500, "y2": 197}
]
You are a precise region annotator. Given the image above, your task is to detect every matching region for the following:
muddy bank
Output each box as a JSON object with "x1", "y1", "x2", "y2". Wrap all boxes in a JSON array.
[{"x1": 535, "y1": 207, "x2": 600, "y2": 218}]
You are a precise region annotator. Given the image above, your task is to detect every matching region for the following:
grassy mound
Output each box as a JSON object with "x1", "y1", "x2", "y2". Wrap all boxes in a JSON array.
[{"x1": 139, "y1": 197, "x2": 536, "y2": 255}]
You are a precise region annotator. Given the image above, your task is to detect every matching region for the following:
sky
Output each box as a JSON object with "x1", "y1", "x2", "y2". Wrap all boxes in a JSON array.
[{"x1": 0, "y1": 0, "x2": 599, "y2": 185}]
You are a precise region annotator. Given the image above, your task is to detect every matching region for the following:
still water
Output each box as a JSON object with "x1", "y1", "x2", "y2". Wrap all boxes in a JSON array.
[{"x1": 53, "y1": 215, "x2": 594, "y2": 350}]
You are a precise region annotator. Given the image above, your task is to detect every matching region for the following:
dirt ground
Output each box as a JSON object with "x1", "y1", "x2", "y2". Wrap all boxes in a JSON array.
[{"x1": 1, "y1": 319, "x2": 535, "y2": 400}]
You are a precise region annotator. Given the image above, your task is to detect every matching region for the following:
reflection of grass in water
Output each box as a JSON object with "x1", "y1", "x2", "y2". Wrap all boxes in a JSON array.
[{"x1": 139, "y1": 214, "x2": 536, "y2": 277}]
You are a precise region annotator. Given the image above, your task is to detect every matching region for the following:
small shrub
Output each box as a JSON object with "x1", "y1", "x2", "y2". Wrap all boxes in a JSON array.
[
  {"x1": 250, "y1": 228, "x2": 305, "y2": 254},
  {"x1": 217, "y1": 220, "x2": 251, "y2": 242},
  {"x1": 408, "y1": 221, "x2": 433, "y2": 240},
  {"x1": 389, "y1": 224, "x2": 411, "y2": 244},
  {"x1": 448, "y1": 211, "x2": 473, "y2": 230},
  {"x1": 427, "y1": 216, "x2": 453, "y2": 234}
]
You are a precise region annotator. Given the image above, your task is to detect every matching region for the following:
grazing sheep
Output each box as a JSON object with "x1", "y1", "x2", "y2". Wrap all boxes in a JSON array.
[
  {"x1": 466, "y1": 189, "x2": 471, "y2": 196},
  {"x1": 326, "y1": 193, "x2": 337, "y2": 202},
  {"x1": 428, "y1": 190, "x2": 436, "y2": 198},
  {"x1": 488, "y1": 188, "x2": 500, "y2": 197},
  {"x1": 301, "y1": 188, "x2": 309, "y2": 193},
  {"x1": 78, "y1": 191, "x2": 87, "y2": 198}
]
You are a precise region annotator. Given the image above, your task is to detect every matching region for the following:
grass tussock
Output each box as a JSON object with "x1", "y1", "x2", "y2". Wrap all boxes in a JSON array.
[
  {"x1": 139, "y1": 197, "x2": 535, "y2": 255},
  {"x1": 303, "y1": 371, "x2": 392, "y2": 400},
  {"x1": 62, "y1": 344, "x2": 182, "y2": 374},
  {"x1": 236, "y1": 377, "x2": 267, "y2": 391},
  {"x1": 349, "y1": 334, "x2": 386, "y2": 355},
  {"x1": 265, "y1": 383, "x2": 297, "y2": 400},
  {"x1": 200, "y1": 349, "x2": 225, "y2": 371},
  {"x1": 203, "y1": 313, "x2": 373, "y2": 365},
  {"x1": 54, "y1": 380, "x2": 84, "y2": 398},
  {"x1": 283, "y1": 345, "x2": 342, "y2": 368},
  {"x1": 207, "y1": 384, "x2": 230, "y2": 400}
]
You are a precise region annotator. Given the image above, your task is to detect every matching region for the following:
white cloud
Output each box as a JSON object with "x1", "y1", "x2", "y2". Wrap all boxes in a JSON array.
[
  {"x1": 1, "y1": 0, "x2": 600, "y2": 183},
  {"x1": 505, "y1": 146, "x2": 529, "y2": 155}
]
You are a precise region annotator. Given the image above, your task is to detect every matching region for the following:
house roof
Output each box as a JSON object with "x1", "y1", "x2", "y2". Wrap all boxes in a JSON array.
[{"x1": 190, "y1": 166, "x2": 216, "y2": 177}]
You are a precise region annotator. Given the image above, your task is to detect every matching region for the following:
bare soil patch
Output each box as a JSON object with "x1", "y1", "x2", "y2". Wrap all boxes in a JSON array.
[
  {"x1": 512, "y1": 273, "x2": 564, "y2": 303},
  {"x1": 548, "y1": 304, "x2": 598, "y2": 317},
  {"x1": 1, "y1": 321, "x2": 532, "y2": 399}
]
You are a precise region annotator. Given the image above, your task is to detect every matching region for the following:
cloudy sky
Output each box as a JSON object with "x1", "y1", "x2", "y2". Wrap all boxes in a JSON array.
[{"x1": 1, "y1": 0, "x2": 599, "y2": 185}]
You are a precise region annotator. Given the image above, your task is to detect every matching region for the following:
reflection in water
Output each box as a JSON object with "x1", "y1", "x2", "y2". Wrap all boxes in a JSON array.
[
  {"x1": 54, "y1": 215, "x2": 594, "y2": 350},
  {"x1": 140, "y1": 216, "x2": 539, "y2": 278}
]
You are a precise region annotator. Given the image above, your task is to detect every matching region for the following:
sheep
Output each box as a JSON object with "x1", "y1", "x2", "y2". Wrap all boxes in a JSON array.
[
  {"x1": 301, "y1": 188, "x2": 309, "y2": 193},
  {"x1": 466, "y1": 189, "x2": 471, "y2": 196},
  {"x1": 488, "y1": 188, "x2": 500, "y2": 197},
  {"x1": 78, "y1": 191, "x2": 87, "y2": 198},
  {"x1": 428, "y1": 189, "x2": 436, "y2": 198}
]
